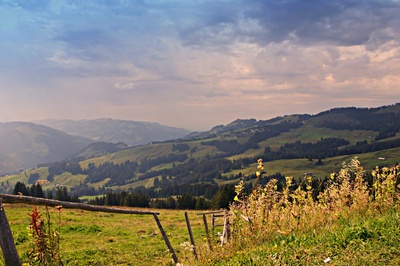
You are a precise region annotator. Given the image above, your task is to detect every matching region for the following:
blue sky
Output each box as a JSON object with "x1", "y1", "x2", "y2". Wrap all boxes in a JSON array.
[{"x1": 1, "y1": 0, "x2": 399, "y2": 130}]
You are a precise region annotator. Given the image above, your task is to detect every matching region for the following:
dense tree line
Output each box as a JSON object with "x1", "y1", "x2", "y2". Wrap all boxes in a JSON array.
[
  {"x1": 46, "y1": 160, "x2": 139, "y2": 186},
  {"x1": 47, "y1": 161, "x2": 83, "y2": 181},
  {"x1": 340, "y1": 138, "x2": 400, "y2": 154},
  {"x1": 86, "y1": 185, "x2": 236, "y2": 210},
  {"x1": 262, "y1": 137, "x2": 400, "y2": 161},
  {"x1": 13, "y1": 181, "x2": 45, "y2": 198},
  {"x1": 85, "y1": 161, "x2": 138, "y2": 186},
  {"x1": 263, "y1": 138, "x2": 350, "y2": 160},
  {"x1": 148, "y1": 182, "x2": 219, "y2": 199},
  {"x1": 12, "y1": 181, "x2": 79, "y2": 202},
  {"x1": 88, "y1": 191, "x2": 150, "y2": 208},
  {"x1": 314, "y1": 106, "x2": 400, "y2": 141},
  {"x1": 172, "y1": 143, "x2": 190, "y2": 152}
]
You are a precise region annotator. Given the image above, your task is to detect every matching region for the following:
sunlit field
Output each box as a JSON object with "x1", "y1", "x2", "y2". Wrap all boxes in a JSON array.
[{"x1": 1, "y1": 158, "x2": 399, "y2": 265}]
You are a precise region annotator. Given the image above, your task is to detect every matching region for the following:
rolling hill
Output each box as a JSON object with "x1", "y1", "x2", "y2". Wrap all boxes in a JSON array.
[
  {"x1": 0, "y1": 119, "x2": 193, "y2": 175},
  {"x1": 1, "y1": 103, "x2": 399, "y2": 202},
  {"x1": 0, "y1": 122, "x2": 92, "y2": 175},
  {"x1": 34, "y1": 118, "x2": 192, "y2": 146}
]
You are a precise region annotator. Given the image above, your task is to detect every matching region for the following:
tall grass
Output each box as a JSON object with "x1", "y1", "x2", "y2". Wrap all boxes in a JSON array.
[{"x1": 188, "y1": 157, "x2": 400, "y2": 265}]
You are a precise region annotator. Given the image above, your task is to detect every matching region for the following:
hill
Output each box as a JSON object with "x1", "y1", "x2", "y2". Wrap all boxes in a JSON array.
[
  {"x1": 0, "y1": 122, "x2": 92, "y2": 175},
  {"x1": 0, "y1": 119, "x2": 192, "y2": 175},
  {"x1": 1, "y1": 103, "x2": 399, "y2": 203},
  {"x1": 34, "y1": 118, "x2": 192, "y2": 146},
  {"x1": 71, "y1": 142, "x2": 130, "y2": 161}
]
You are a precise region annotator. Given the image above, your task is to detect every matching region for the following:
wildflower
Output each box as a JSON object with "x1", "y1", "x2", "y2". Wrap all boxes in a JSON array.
[
  {"x1": 330, "y1": 173, "x2": 335, "y2": 180},
  {"x1": 257, "y1": 158, "x2": 264, "y2": 170},
  {"x1": 324, "y1": 257, "x2": 331, "y2": 263}
]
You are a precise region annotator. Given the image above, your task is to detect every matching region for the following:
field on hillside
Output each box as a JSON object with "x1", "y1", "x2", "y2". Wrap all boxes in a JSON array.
[
  {"x1": 1, "y1": 148, "x2": 399, "y2": 194},
  {"x1": 1, "y1": 205, "x2": 211, "y2": 265},
  {"x1": 1, "y1": 158, "x2": 400, "y2": 265},
  {"x1": 5, "y1": 204, "x2": 397, "y2": 266},
  {"x1": 222, "y1": 147, "x2": 400, "y2": 185}
]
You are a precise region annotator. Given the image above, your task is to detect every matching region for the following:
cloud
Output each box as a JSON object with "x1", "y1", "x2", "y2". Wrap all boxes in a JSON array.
[
  {"x1": 0, "y1": 0, "x2": 399, "y2": 130},
  {"x1": 114, "y1": 82, "x2": 135, "y2": 90}
]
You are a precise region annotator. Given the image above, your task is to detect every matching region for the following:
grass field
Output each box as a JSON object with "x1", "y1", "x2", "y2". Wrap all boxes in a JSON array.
[
  {"x1": 1, "y1": 204, "x2": 211, "y2": 265},
  {"x1": 1, "y1": 157, "x2": 400, "y2": 265},
  {"x1": 2, "y1": 200, "x2": 399, "y2": 265}
]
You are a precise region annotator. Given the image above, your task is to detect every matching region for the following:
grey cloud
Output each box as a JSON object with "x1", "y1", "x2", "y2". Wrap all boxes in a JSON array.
[
  {"x1": 243, "y1": 0, "x2": 400, "y2": 46},
  {"x1": 365, "y1": 29, "x2": 398, "y2": 51},
  {"x1": 175, "y1": 3, "x2": 241, "y2": 47},
  {"x1": 172, "y1": 0, "x2": 400, "y2": 48}
]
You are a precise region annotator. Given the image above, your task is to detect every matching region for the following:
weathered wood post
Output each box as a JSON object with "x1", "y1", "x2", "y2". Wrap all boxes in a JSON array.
[
  {"x1": 152, "y1": 213, "x2": 179, "y2": 264},
  {"x1": 0, "y1": 200, "x2": 21, "y2": 266},
  {"x1": 220, "y1": 212, "x2": 230, "y2": 246},
  {"x1": 201, "y1": 214, "x2": 212, "y2": 250},
  {"x1": 184, "y1": 211, "x2": 197, "y2": 260}
]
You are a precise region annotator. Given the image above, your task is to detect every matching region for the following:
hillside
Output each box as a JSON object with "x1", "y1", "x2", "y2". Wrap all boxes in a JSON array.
[
  {"x1": 1, "y1": 103, "x2": 399, "y2": 203},
  {"x1": 34, "y1": 118, "x2": 192, "y2": 146},
  {"x1": 0, "y1": 122, "x2": 92, "y2": 175},
  {"x1": 71, "y1": 142, "x2": 130, "y2": 161},
  {"x1": 0, "y1": 119, "x2": 192, "y2": 175}
]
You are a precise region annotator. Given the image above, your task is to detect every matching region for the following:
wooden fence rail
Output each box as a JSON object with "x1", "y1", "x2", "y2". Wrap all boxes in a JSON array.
[{"x1": 0, "y1": 194, "x2": 178, "y2": 265}]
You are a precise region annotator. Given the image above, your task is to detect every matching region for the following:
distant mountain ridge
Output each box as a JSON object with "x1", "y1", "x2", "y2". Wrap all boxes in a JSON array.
[
  {"x1": 0, "y1": 119, "x2": 193, "y2": 175},
  {"x1": 34, "y1": 118, "x2": 192, "y2": 146},
  {"x1": 0, "y1": 122, "x2": 92, "y2": 174}
]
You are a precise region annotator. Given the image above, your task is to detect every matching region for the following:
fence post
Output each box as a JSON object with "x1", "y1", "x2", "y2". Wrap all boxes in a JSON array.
[
  {"x1": 220, "y1": 212, "x2": 230, "y2": 247},
  {"x1": 202, "y1": 214, "x2": 212, "y2": 250},
  {"x1": 152, "y1": 213, "x2": 179, "y2": 264},
  {"x1": 0, "y1": 200, "x2": 21, "y2": 266},
  {"x1": 184, "y1": 211, "x2": 197, "y2": 260}
]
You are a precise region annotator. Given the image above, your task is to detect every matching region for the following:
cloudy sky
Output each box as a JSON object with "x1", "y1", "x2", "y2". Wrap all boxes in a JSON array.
[{"x1": 1, "y1": 0, "x2": 399, "y2": 131}]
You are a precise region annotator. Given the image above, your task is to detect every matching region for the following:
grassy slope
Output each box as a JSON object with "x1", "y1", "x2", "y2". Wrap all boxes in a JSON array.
[
  {"x1": 2, "y1": 204, "x2": 398, "y2": 265},
  {"x1": 1, "y1": 124, "x2": 398, "y2": 194},
  {"x1": 2, "y1": 147, "x2": 399, "y2": 193},
  {"x1": 1, "y1": 205, "x2": 207, "y2": 266},
  {"x1": 208, "y1": 211, "x2": 400, "y2": 266}
]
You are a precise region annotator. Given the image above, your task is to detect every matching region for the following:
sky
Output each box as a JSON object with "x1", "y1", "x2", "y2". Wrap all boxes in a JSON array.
[{"x1": 1, "y1": 0, "x2": 400, "y2": 131}]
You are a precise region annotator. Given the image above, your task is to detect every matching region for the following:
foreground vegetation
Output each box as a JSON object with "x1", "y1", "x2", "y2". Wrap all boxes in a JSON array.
[
  {"x1": 1, "y1": 157, "x2": 399, "y2": 265},
  {"x1": 194, "y1": 158, "x2": 400, "y2": 265},
  {"x1": 2, "y1": 205, "x2": 206, "y2": 265}
]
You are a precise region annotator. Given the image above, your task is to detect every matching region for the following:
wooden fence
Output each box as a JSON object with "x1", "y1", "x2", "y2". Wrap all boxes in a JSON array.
[{"x1": 0, "y1": 194, "x2": 178, "y2": 265}]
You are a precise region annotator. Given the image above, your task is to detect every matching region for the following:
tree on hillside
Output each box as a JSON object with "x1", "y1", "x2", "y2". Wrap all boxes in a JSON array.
[
  {"x1": 176, "y1": 193, "x2": 196, "y2": 209},
  {"x1": 13, "y1": 182, "x2": 29, "y2": 196},
  {"x1": 29, "y1": 183, "x2": 45, "y2": 198},
  {"x1": 210, "y1": 185, "x2": 235, "y2": 209}
]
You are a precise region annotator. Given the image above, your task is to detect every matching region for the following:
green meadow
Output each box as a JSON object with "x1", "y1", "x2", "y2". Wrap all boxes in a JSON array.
[{"x1": 1, "y1": 205, "x2": 209, "y2": 265}]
